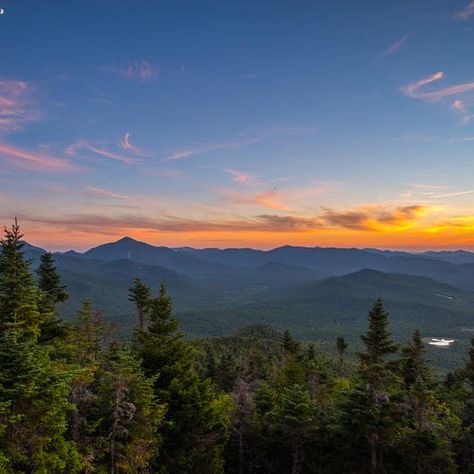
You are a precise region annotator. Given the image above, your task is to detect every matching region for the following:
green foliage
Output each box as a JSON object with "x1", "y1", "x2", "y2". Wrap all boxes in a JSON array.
[
  {"x1": 1, "y1": 223, "x2": 474, "y2": 472},
  {"x1": 134, "y1": 283, "x2": 232, "y2": 473},
  {"x1": 0, "y1": 221, "x2": 80, "y2": 472},
  {"x1": 128, "y1": 277, "x2": 152, "y2": 332}
]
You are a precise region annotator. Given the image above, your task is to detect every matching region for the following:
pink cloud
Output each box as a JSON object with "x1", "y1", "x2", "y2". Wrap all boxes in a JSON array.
[
  {"x1": 455, "y1": 2, "x2": 474, "y2": 20},
  {"x1": 119, "y1": 132, "x2": 147, "y2": 156},
  {"x1": 225, "y1": 169, "x2": 256, "y2": 185},
  {"x1": 67, "y1": 140, "x2": 139, "y2": 165},
  {"x1": 253, "y1": 190, "x2": 289, "y2": 210},
  {"x1": 402, "y1": 72, "x2": 474, "y2": 123},
  {"x1": 220, "y1": 188, "x2": 290, "y2": 211},
  {"x1": 0, "y1": 80, "x2": 39, "y2": 134},
  {"x1": 0, "y1": 142, "x2": 80, "y2": 172},
  {"x1": 402, "y1": 71, "x2": 474, "y2": 102},
  {"x1": 451, "y1": 99, "x2": 472, "y2": 124}
]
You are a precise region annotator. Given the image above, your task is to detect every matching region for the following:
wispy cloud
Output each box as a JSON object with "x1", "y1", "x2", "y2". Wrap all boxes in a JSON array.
[
  {"x1": 224, "y1": 169, "x2": 257, "y2": 185},
  {"x1": 0, "y1": 80, "x2": 39, "y2": 134},
  {"x1": 120, "y1": 60, "x2": 157, "y2": 82},
  {"x1": 431, "y1": 190, "x2": 474, "y2": 198},
  {"x1": 451, "y1": 99, "x2": 472, "y2": 123},
  {"x1": 219, "y1": 188, "x2": 290, "y2": 211},
  {"x1": 10, "y1": 203, "x2": 433, "y2": 239},
  {"x1": 166, "y1": 137, "x2": 261, "y2": 161},
  {"x1": 382, "y1": 35, "x2": 408, "y2": 56},
  {"x1": 253, "y1": 190, "x2": 289, "y2": 211},
  {"x1": 0, "y1": 142, "x2": 80, "y2": 172},
  {"x1": 402, "y1": 71, "x2": 474, "y2": 101},
  {"x1": 119, "y1": 132, "x2": 147, "y2": 156},
  {"x1": 321, "y1": 205, "x2": 429, "y2": 231},
  {"x1": 67, "y1": 140, "x2": 140, "y2": 165},
  {"x1": 83, "y1": 186, "x2": 133, "y2": 201},
  {"x1": 402, "y1": 71, "x2": 474, "y2": 122},
  {"x1": 455, "y1": 2, "x2": 474, "y2": 20}
]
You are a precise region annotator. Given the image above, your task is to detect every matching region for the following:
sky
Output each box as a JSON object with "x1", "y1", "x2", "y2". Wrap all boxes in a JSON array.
[{"x1": 1, "y1": 0, "x2": 474, "y2": 251}]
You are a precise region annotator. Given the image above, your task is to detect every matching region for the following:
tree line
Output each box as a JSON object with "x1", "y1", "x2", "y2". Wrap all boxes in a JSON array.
[{"x1": 1, "y1": 221, "x2": 474, "y2": 473}]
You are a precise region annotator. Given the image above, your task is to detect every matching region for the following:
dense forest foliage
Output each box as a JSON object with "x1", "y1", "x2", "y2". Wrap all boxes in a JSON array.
[{"x1": 3, "y1": 222, "x2": 474, "y2": 473}]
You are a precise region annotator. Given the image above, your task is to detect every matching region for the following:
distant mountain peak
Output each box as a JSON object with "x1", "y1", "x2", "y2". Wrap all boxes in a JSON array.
[{"x1": 115, "y1": 236, "x2": 140, "y2": 244}]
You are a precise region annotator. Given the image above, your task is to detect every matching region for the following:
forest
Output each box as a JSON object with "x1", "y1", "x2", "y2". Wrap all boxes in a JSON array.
[{"x1": 3, "y1": 221, "x2": 474, "y2": 474}]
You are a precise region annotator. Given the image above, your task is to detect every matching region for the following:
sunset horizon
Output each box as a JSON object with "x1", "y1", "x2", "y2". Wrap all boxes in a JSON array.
[{"x1": 2, "y1": 2, "x2": 474, "y2": 250}]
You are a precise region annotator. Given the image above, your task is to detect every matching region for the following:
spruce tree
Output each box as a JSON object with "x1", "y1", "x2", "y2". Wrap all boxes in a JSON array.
[
  {"x1": 92, "y1": 344, "x2": 165, "y2": 473},
  {"x1": 37, "y1": 251, "x2": 69, "y2": 345},
  {"x1": 134, "y1": 283, "x2": 232, "y2": 472},
  {"x1": 336, "y1": 336, "x2": 348, "y2": 365},
  {"x1": 338, "y1": 298, "x2": 400, "y2": 474},
  {"x1": 37, "y1": 252, "x2": 68, "y2": 305},
  {"x1": 359, "y1": 297, "x2": 398, "y2": 389},
  {"x1": 128, "y1": 277, "x2": 152, "y2": 332},
  {"x1": 67, "y1": 300, "x2": 110, "y2": 471},
  {"x1": 0, "y1": 221, "x2": 80, "y2": 471},
  {"x1": 395, "y1": 330, "x2": 458, "y2": 473}
]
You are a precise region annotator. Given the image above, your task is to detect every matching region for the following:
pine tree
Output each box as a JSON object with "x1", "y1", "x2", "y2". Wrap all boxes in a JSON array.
[
  {"x1": 456, "y1": 338, "x2": 474, "y2": 470},
  {"x1": 270, "y1": 384, "x2": 317, "y2": 474},
  {"x1": 395, "y1": 330, "x2": 458, "y2": 473},
  {"x1": 0, "y1": 221, "x2": 80, "y2": 471},
  {"x1": 336, "y1": 336, "x2": 348, "y2": 365},
  {"x1": 134, "y1": 283, "x2": 232, "y2": 472},
  {"x1": 37, "y1": 251, "x2": 68, "y2": 305},
  {"x1": 36, "y1": 251, "x2": 69, "y2": 345},
  {"x1": 67, "y1": 299, "x2": 111, "y2": 469},
  {"x1": 400, "y1": 329, "x2": 429, "y2": 389},
  {"x1": 92, "y1": 344, "x2": 165, "y2": 473},
  {"x1": 337, "y1": 298, "x2": 400, "y2": 474},
  {"x1": 359, "y1": 297, "x2": 398, "y2": 389},
  {"x1": 128, "y1": 277, "x2": 152, "y2": 332},
  {"x1": 282, "y1": 329, "x2": 300, "y2": 356}
]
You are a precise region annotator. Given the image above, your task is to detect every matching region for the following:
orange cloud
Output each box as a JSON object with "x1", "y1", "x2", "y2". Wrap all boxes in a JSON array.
[
  {"x1": 321, "y1": 205, "x2": 429, "y2": 231},
  {"x1": 0, "y1": 142, "x2": 80, "y2": 173},
  {"x1": 219, "y1": 188, "x2": 290, "y2": 211}
]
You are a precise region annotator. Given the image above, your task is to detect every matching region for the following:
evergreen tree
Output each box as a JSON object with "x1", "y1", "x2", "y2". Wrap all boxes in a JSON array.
[
  {"x1": 336, "y1": 336, "x2": 348, "y2": 365},
  {"x1": 337, "y1": 298, "x2": 400, "y2": 474},
  {"x1": 395, "y1": 330, "x2": 458, "y2": 473},
  {"x1": 67, "y1": 300, "x2": 112, "y2": 469},
  {"x1": 134, "y1": 283, "x2": 232, "y2": 472},
  {"x1": 270, "y1": 383, "x2": 317, "y2": 474},
  {"x1": 92, "y1": 344, "x2": 165, "y2": 473},
  {"x1": 456, "y1": 338, "x2": 474, "y2": 471},
  {"x1": 359, "y1": 298, "x2": 398, "y2": 389},
  {"x1": 37, "y1": 251, "x2": 68, "y2": 305},
  {"x1": 128, "y1": 277, "x2": 152, "y2": 332},
  {"x1": 0, "y1": 221, "x2": 80, "y2": 471},
  {"x1": 36, "y1": 251, "x2": 69, "y2": 345},
  {"x1": 282, "y1": 329, "x2": 300, "y2": 356}
]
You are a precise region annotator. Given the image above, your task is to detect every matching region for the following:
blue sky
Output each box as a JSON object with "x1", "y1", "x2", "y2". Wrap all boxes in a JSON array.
[{"x1": 1, "y1": 0, "x2": 474, "y2": 250}]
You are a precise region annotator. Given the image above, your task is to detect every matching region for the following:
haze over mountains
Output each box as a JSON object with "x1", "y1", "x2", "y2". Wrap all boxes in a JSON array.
[{"x1": 23, "y1": 236, "x2": 474, "y2": 368}]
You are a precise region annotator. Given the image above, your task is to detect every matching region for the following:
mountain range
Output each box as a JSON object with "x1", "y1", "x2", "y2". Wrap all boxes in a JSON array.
[{"x1": 22, "y1": 237, "x2": 474, "y2": 368}]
